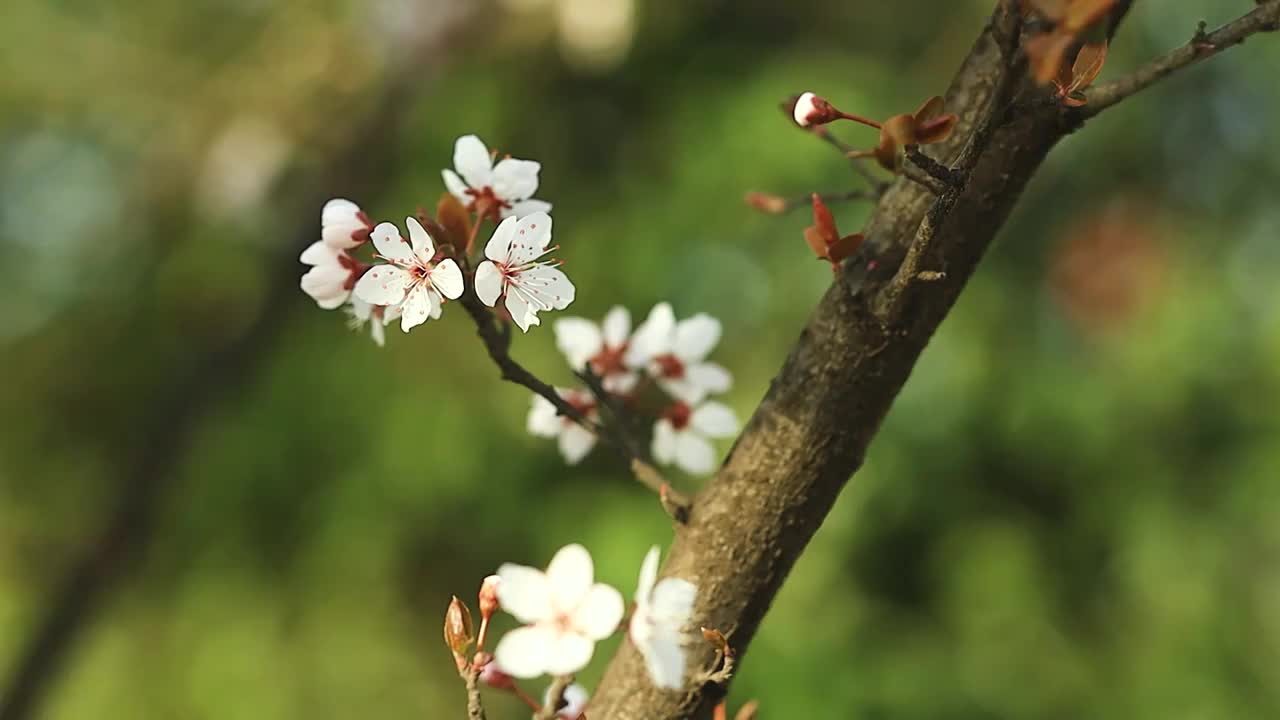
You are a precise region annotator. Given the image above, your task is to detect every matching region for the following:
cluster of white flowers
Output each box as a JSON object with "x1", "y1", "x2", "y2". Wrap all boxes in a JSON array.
[
  {"x1": 299, "y1": 135, "x2": 572, "y2": 344},
  {"x1": 490, "y1": 543, "x2": 696, "y2": 696},
  {"x1": 527, "y1": 303, "x2": 740, "y2": 474}
]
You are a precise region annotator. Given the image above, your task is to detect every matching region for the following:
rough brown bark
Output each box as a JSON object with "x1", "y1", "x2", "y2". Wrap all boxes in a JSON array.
[{"x1": 589, "y1": 1, "x2": 1253, "y2": 716}]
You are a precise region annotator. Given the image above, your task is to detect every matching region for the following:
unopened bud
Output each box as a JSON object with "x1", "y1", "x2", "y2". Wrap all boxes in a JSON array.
[
  {"x1": 479, "y1": 575, "x2": 501, "y2": 620},
  {"x1": 745, "y1": 191, "x2": 787, "y2": 215},
  {"x1": 791, "y1": 91, "x2": 837, "y2": 127},
  {"x1": 443, "y1": 596, "x2": 474, "y2": 657},
  {"x1": 701, "y1": 626, "x2": 730, "y2": 655}
]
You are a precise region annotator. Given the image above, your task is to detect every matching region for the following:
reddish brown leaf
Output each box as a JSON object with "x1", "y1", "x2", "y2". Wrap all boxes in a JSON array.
[
  {"x1": 435, "y1": 192, "x2": 472, "y2": 250},
  {"x1": 916, "y1": 113, "x2": 958, "y2": 145}
]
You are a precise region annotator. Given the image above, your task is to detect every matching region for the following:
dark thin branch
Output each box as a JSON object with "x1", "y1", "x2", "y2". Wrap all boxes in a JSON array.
[
  {"x1": 576, "y1": 368, "x2": 691, "y2": 520},
  {"x1": 905, "y1": 147, "x2": 964, "y2": 189},
  {"x1": 747, "y1": 188, "x2": 877, "y2": 215},
  {"x1": 808, "y1": 126, "x2": 890, "y2": 194},
  {"x1": 1083, "y1": 1, "x2": 1280, "y2": 116}
]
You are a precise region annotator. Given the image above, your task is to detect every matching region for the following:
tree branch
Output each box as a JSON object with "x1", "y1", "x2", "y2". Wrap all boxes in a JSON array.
[{"x1": 1083, "y1": 1, "x2": 1280, "y2": 116}]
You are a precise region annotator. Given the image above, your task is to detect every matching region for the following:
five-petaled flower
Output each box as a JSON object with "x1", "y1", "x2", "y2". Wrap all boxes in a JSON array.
[
  {"x1": 527, "y1": 389, "x2": 599, "y2": 465},
  {"x1": 543, "y1": 682, "x2": 590, "y2": 720},
  {"x1": 631, "y1": 546, "x2": 697, "y2": 690},
  {"x1": 353, "y1": 217, "x2": 464, "y2": 332},
  {"x1": 652, "y1": 400, "x2": 739, "y2": 475},
  {"x1": 554, "y1": 306, "x2": 639, "y2": 394},
  {"x1": 626, "y1": 303, "x2": 732, "y2": 404},
  {"x1": 475, "y1": 212, "x2": 575, "y2": 332},
  {"x1": 321, "y1": 198, "x2": 373, "y2": 249},
  {"x1": 494, "y1": 544, "x2": 625, "y2": 678},
  {"x1": 299, "y1": 240, "x2": 362, "y2": 310},
  {"x1": 442, "y1": 134, "x2": 551, "y2": 224}
]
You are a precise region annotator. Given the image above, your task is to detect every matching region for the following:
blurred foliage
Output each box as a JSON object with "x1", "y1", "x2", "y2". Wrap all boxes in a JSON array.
[{"x1": 3, "y1": 0, "x2": 1280, "y2": 718}]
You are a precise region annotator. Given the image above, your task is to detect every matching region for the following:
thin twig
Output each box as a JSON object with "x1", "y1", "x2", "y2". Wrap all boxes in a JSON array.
[
  {"x1": 576, "y1": 368, "x2": 691, "y2": 520},
  {"x1": 534, "y1": 675, "x2": 573, "y2": 720},
  {"x1": 905, "y1": 147, "x2": 963, "y2": 189},
  {"x1": 463, "y1": 665, "x2": 488, "y2": 720},
  {"x1": 748, "y1": 188, "x2": 877, "y2": 215},
  {"x1": 1083, "y1": 1, "x2": 1280, "y2": 117},
  {"x1": 809, "y1": 126, "x2": 890, "y2": 195}
]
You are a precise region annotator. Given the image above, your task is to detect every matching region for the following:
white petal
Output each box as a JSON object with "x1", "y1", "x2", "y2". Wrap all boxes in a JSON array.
[
  {"x1": 602, "y1": 306, "x2": 631, "y2": 347},
  {"x1": 453, "y1": 134, "x2": 493, "y2": 189},
  {"x1": 674, "y1": 431, "x2": 716, "y2": 475},
  {"x1": 399, "y1": 283, "x2": 432, "y2": 332},
  {"x1": 573, "y1": 583, "x2": 625, "y2": 640},
  {"x1": 431, "y1": 259, "x2": 465, "y2": 300},
  {"x1": 546, "y1": 544, "x2": 594, "y2": 609},
  {"x1": 659, "y1": 377, "x2": 707, "y2": 405},
  {"x1": 506, "y1": 212, "x2": 553, "y2": 265},
  {"x1": 352, "y1": 265, "x2": 410, "y2": 306},
  {"x1": 652, "y1": 419, "x2": 678, "y2": 465},
  {"x1": 517, "y1": 265, "x2": 575, "y2": 310},
  {"x1": 506, "y1": 290, "x2": 538, "y2": 333},
  {"x1": 558, "y1": 423, "x2": 597, "y2": 465},
  {"x1": 494, "y1": 625, "x2": 554, "y2": 679},
  {"x1": 369, "y1": 319, "x2": 385, "y2": 347},
  {"x1": 637, "y1": 626, "x2": 688, "y2": 690},
  {"x1": 491, "y1": 157, "x2": 541, "y2": 202},
  {"x1": 690, "y1": 402, "x2": 739, "y2": 437},
  {"x1": 474, "y1": 261, "x2": 504, "y2": 308},
  {"x1": 348, "y1": 296, "x2": 373, "y2": 322},
  {"x1": 687, "y1": 363, "x2": 732, "y2": 396},
  {"x1": 406, "y1": 216, "x2": 435, "y2": 260},
  {"x1": 554, "y1": 317, "x2": 604, "y2": 369},
  {"x1": 635, "y1": 546, "x2": 660, "y2": 606},
  {"x1": 322, "y1": 199, "x2": 366, "y2": 249},
  {"x1": 427, "y1": 287, "x2": 444, "y2": 319},
  {"x1": 544, "y1": 631, "x2": 595, "y2": 676},
  {"x1": 300, "y1": 240, "x2": 339, "y2": 266},
  {"x1": 383, "y1": 303, "x2": 402, "y2": 325},
  {"x1": 505, "y1": 198, "x2": 553, "y2": 218},
  {"x1": 442, "y1": 168, "x2": 470, "y2": 199},
  {"x1": 322, "y1": 198, "x2": 360, "y2": 223},
  {"x1": 484, "y1": 215, "x2": 518, "y2": 262},
  {"x1": 496, "y1": 563, "x2": 554, "y2": 624},
  {"x1": 673, "y1": 313, "x2": 722, "y2": 362},
  {"x1": 527, "y1": 395, "x2": 562, "y2": 438},
  {"x1": 370, "y1": 222, "x2": 414, "y2": 263},
  {"x1": 650, "y1": 578, "x2": 696, "y2": 625},
  {"x1": 625, "y1": 302, "x2": 676, "y2": 367},
  {"x1": 603, "y1": 371, "x2": 640, "y2": 395},
  {"x1": 300, "y1": 267, "x2": 349, "y2": 309}
]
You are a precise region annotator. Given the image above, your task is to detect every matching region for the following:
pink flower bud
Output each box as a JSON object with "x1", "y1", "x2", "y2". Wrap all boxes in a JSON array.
[
  {"x1": 479, "y1": 574, "x2": 501, "y2": 620},
  {"x1": 792, "y1": 91, "x2": 834, "y2": 127}
]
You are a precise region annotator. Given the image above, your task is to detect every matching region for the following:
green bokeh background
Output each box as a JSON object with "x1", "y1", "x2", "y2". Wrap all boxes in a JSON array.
[{"x1": 3, "y1": 1, "x2": 1280, "y2": 718}]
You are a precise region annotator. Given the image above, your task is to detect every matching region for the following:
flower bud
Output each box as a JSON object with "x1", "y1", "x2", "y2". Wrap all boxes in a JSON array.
[
  {"x1": 477, "y1": 654, "x2": 514, "y2": 691},
  {"x1": 791, "y1": 91, "x2": 837, "y2": 127},
  {"x1": 479, "y1": 575, "x2": 501, "y2": 620},
  {"x1": 701, "y1": 626, "x2": 730, "y2": 655},
  {"x1": 734, "y1": 700, "x2": 760, "y2": 720},
  {"x1": 443, "y1": 595, "x2": 475, "y2": 657}
]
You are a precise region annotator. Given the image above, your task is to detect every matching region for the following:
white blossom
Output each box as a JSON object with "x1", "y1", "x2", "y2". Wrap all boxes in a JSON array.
[
  {"x1": 625, "y1": 303, "x2": 732, "y2": 403},
  {"x1": 630, "y1": 546, "x2": 696, "y2": 690},
  {"x1": 527, "y1": 389, "x2": 598, "y2": 465},
  {"x1": 553, "y1": 306, "x2": 638, "y2": 393},
  {"x1": 474, "y1": 213, "x2": 575, "y2": 332},
  {"x1": 353, "y1": 217, "x2": 464, "y2": 333},
  {"x1": 299, "y1": 241, "x2": 357, "y2": 310},
  {"x1": 321, "y1": 198, "x2": 372, "y2": 249},
  {"x1": 345, "y1": 297, "x2": 400, "y2": 347},
  {"x1": 652, "y1": 400, "x2": 739, "y2": 475},
  {"x1": 494, "y1": 544, "x2": 625, "y2": 678},
  {"x1": 543, "y1": 682, "x2": 590, "y2": 719},
  {"x1": 442, "y1": 134, "x2": 551, "y2": 220}
]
